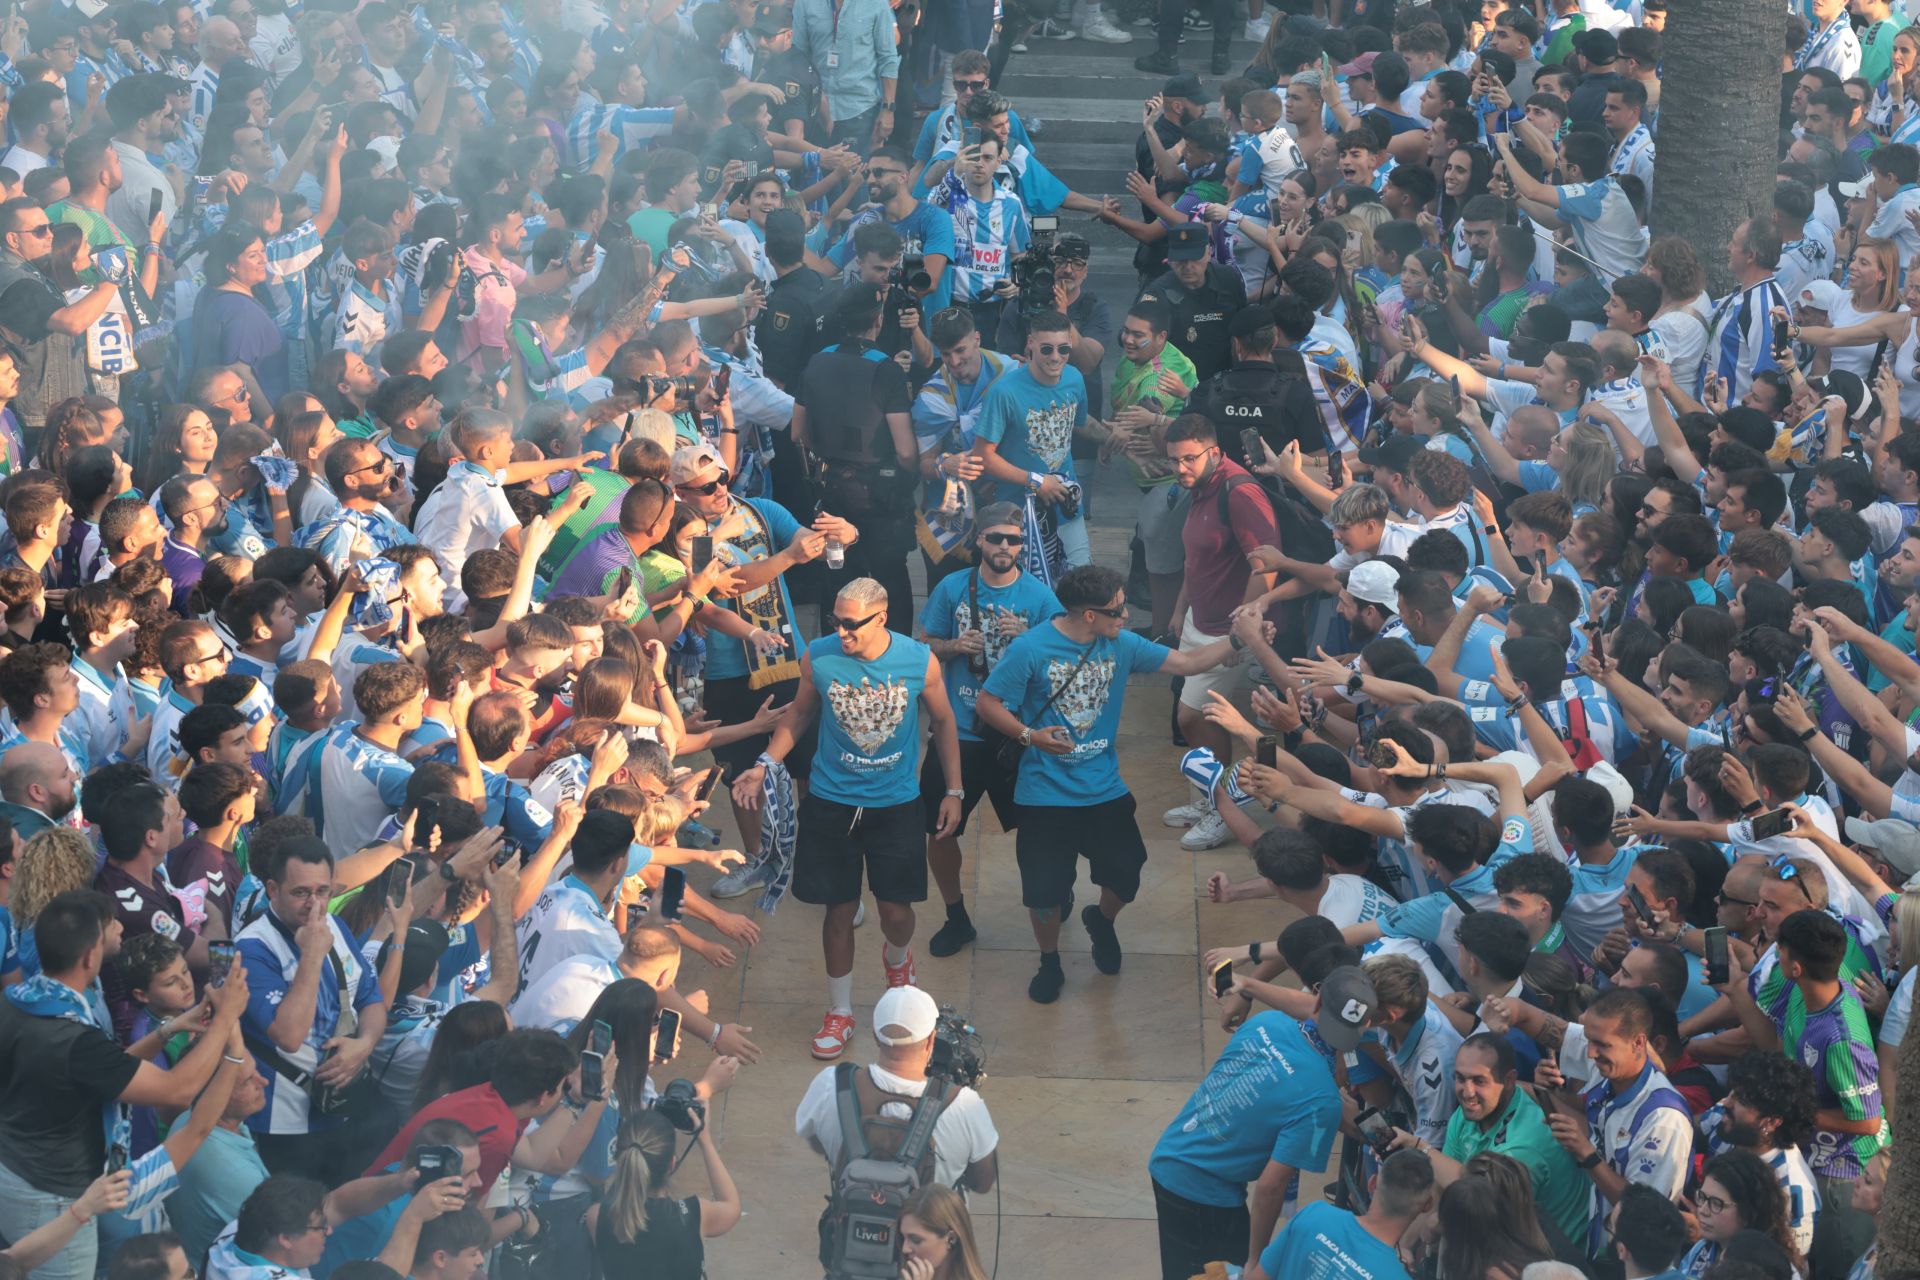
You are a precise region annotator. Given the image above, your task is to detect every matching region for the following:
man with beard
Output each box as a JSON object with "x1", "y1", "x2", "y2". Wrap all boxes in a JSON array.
[
  {"x1": 1700, "y1": 1051, "x2": 1822, "y2": 1257},
  {"x1": 156, "y1": 476, "x2": 230, "y2": 615},
  {"x1": 1385, "y1": 1032, "x2": 1591, "y2": 1247},
  {"x1": 0, "y1": 740, "x2": 79, "y2": 840},
  {"x1": 824, "y1": 146, "x2": 955, "y2": 321},
  {"x1": 298, "y1": 437, "x2": 420, "y2": 577},
  {"x1": 1338, "y1": 560, "x2": 1406, "y2": 648},
  {"x1": 916, "y1": 504, "x2": 1062, "y2": 957},
  {"x1": 105, "y1": 76, "x2": 180, "y2": 242}
]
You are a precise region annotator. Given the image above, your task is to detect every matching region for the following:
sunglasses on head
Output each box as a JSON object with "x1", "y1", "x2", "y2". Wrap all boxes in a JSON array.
[
  {"x1": 981, "y1": 532, "x2": 1025, "y2": 546},
  {"x1": 676, "y1": 470, "x2": 730, "y2": 495},
  {"x1": 832, "y1": 611, "x2": 882, "y2": 632}
]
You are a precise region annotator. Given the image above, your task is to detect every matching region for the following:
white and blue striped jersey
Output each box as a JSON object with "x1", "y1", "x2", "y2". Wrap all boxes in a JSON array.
[
  {"x1": 1699, "y1": 1103, "x2": 1820, "y2": 1254},
  {"x1": 1701, "y1": 276, "x2": 1788, "y2": 400},
  {"x1": 565, "y1": 101, "x2": 675, "y2": 170},
  {"x1": 942, "y1": 186, "x2": 1030, "y2": 304},
  {"x1": 1561, "y1": 845, "x2": 1640, "y2": 957},
  {"x1": 235, "y1": 909, "x2": 383, "y2": 1136},
  {"x1": 1552, "y1": 174, "x2": 1648, "y2": 280},
  {"x1": 315, "y1": 724, "x2": 415, "y2": 859}
]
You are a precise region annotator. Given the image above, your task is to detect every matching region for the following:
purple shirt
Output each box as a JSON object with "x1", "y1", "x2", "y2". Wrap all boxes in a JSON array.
[
  {"x1": 161, "y1": 536, "x2": 204, "y2": 615},
  {"x1": 549, "y1": 527, "x2": 648, "y2": 625}
]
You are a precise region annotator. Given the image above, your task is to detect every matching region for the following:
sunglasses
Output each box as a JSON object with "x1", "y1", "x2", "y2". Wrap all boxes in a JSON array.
[
  {"x1": 13, "y1": 224, "x2": 50, "y2": 238},
  {"x1": 1035, "y1": 342, "x2": 1073, "y2": 357},
  {"x1": 954, "y1": 78, "x2": 988, "y2": 90},
  {"x1": 1716, "y1": 890, "x2": 1757, "y2": 908},
  {"x1": 676, "y1": 471, "x2": 730, "y2": 496},
  {"x1": 347, "y1": 456, "x2": 392, "y2": 478},
  {"x1": 1086, "y1": 604, "x2": 1127, "y2": 618},
  {"x1": 832, "y1": 611, "x2": 882, "y2": 632},
  {"x1": 981, "y1": 532, "x2": 1025, "y2": 546}
]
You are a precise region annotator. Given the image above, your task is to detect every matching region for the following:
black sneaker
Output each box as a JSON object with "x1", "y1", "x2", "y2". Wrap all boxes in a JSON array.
[
  {"x1": 1210, "y1": 49, "x2": 1231, "y2": 73},
  {"x1": 928, "y1": 911, "x2": 977, "y2": 958},
  {"x1": 1133, "y1": 49, "x2": 1181, "y2": 74},
  {"x1": 1029, "y1": 954, "x2": 1066, "y2": 1003},
  {"x1": 1083, "y1": 904, "x2": 1122, "y2": 974}
]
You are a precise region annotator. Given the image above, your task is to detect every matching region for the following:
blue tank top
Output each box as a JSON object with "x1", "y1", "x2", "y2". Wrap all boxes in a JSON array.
[{"x1": 807, "y1": 633, "x2": 931, "y2": 807}]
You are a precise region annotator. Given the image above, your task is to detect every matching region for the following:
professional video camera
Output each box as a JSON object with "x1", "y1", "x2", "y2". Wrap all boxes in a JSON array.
[
  {"x1": 1008, "y1": 215, "x2": 1061, "y2": 315},
  {"x1": 654, "y1": 1077, "x2": 708, "y2": 1133},
  {"x1": 890, "y1": 253, "x2": 932, "y2": 297},
  {"x1": 926, "y1": 1006, "x2": 985, "y2": 1089}
]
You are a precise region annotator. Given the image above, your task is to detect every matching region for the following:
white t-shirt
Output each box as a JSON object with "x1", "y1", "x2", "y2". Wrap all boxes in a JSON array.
[
  {"x1": 514, "y1": 877, "x2": 622, "y2": 997},
  {"x1": 511, "y1": 953, "x2": 620, "y2": 1030},
  {"x1": 794, "y1": 1062, "x2": 999, "y2": 1190}
]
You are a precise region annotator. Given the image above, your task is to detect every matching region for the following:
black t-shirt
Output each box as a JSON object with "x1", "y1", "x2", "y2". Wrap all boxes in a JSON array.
[
  {"x1": 757, "y1": 267, "x2": 831, "y2": 388},
  {"x1": 0, "y1": 997, "x2": 142, "y2": 1196},
  {"x1": 1136, "y1": 266, "x2": 1249, "y2": 383},
  {"x1": 798, "y1": 337, "x2": 914, "y2": 465},
  {"x1": 596, "y1": 1194, "x2": 703, "y2": 1280}
]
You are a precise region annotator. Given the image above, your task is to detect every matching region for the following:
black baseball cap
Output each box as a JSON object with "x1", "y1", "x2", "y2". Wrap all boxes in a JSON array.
[
  {"x1": 1163, "y1": 72, "x2": 1205, "y2": 103},
  {"x1": 751, "y1": 4, "x2": 792, "y2": 36},
  {"x1": 379, "y1": 919, "x2": 452, "y2": 996},
  {"x1": 1054, "y1": 233, "x2": 1091, "y2": 262}
]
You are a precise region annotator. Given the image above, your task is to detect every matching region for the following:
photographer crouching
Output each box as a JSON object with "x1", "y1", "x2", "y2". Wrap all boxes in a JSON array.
[{"x1": 795, "y1": 986, "x2": 998, "y2": 1280}]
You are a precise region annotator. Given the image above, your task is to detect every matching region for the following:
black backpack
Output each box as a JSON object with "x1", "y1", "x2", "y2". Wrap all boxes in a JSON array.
[{"x1": 819, "y1": 1064, "x2": 955, "y2": 1279}]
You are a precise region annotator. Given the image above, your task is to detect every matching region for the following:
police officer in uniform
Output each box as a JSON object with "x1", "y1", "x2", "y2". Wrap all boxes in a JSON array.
[
  {"x1": 1137, "y1": 223, "x2": 1245, "y2": 386},
  {"x1": 750, "y1": 6, "x2": 820, "y2": 145},
  {"x1": 757, "y1": 209, "x2": 829, "y2": 388},
  {"x1": 791, "y1": 288, "x2": 919, "y2": 627},
  {"x1": 1186, "y1": 306, "x2": 1319, "y2": 471}
]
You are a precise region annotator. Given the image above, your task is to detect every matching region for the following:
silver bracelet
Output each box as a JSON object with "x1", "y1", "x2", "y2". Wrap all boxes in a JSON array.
[{"x1": 222, "y1": 1054, "x2": 246, "y2": 1065}]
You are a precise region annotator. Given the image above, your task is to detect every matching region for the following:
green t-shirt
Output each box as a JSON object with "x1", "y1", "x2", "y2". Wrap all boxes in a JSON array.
[
  {"x1": 1442, "y1": 1087, "x2": 1590, "y2": 1246},
  {"x1": 1107, "y1": 341, "x2": 1197, "y2": 489},
  {"x1": 1542, "y1": 13, "x2": 1586, "y2": 67},
  {"x1": 1861, "y1": 16, "x2": 1910, "y2": 88},
  {"x1": 1478, "y1": 287, "x2": 1532, "y2": 341},
  {"x1": 628, "y1": 207, "x2": 679, "y2": 256}
]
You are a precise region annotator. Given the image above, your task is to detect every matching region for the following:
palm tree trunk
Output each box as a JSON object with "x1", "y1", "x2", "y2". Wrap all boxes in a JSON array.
[
  {"x1": 1880, "y1": 1004, "x2": 1920, "y2": 1268},
  {"x1": 1649, "y1": 0, "x2": 1783, "y2": 296}
]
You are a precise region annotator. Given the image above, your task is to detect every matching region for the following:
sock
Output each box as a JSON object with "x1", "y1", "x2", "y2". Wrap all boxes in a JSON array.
[
  {"x1": 947, "y1": 896, "x2": 970, "y2": 921},
  {"x1": 883, "y1": 941, "x2": 910, "y2": 966},
  {"x1": 1038, "y1": 950, "x2": 1062, "y2": 967},
  {"x1": 828, "y1": 972, "x2": 853, "y2": 1015}
]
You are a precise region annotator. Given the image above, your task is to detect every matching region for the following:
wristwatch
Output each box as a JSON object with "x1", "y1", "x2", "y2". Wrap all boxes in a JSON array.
[
  {"x1": 1018, "y1": 725, "x2": 1033, "y2": 746},
  {"x1": 1577, "y1": 1150, "x2": 1604, "y2": 1170},
  {"x1": 944, "y1": 788, "x2": 965, "y2": 799},
  {"x1": 1249, "y1": 940, "x2": 1263, "y2": 964},
  {"x1": 1345, "y1": 672, "x2": 1364, "y2": 696}
]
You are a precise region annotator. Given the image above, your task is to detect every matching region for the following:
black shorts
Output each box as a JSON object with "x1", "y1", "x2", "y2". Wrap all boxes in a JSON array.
[
  {"x1": 705, "y1": 674, "x2": 814, "y2": 782},
  {"x1": 1014, "y1": 793, "x2": 1148, "y2": 910},
  {"x1": 919, "y1": 736, "x2": 1020, "y2": 835},
  {"x1": 791, "y1": 793, "x2": 928, "y2": 905}
]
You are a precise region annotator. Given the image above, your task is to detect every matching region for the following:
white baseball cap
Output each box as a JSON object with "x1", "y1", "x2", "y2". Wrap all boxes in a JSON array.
[
  {"x1": 872, "y1": 986, "x2": 939, "y2": 1046},
  {"x1": 1347, "y1": 560, "x2": 1401, "y2": 610}
]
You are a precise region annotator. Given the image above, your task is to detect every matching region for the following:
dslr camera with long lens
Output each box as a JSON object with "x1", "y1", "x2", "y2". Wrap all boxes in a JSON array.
[{"x1": 1009, "y1": 215, "x2": 1062, "y2": 314}]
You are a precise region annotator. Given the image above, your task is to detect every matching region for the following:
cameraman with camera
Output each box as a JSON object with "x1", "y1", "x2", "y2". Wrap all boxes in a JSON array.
[
  {"x1": 794, "y1": 987, "x2": 998, "y2": 1274},
  {"x1": 826, "y1": 222, "x2": 937, "y2": 367}
]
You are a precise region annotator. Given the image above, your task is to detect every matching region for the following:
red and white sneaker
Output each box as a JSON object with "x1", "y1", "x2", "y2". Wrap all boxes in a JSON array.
[
  {"x1": 883, "y1": 949, "x2": 918, "y2": 988},
  {"x1": 811, "y1": 1011, "x2": 856, "y2": 1059}
]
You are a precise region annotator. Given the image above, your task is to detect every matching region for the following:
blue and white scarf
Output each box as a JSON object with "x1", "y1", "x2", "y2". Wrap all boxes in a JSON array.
[{"x1": 753, "y1": 756, "x2": 799, "y2": 915}]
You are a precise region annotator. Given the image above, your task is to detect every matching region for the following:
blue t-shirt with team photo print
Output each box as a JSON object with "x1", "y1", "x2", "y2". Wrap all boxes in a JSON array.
[
  {"x1": 972, "y1": 363, "x2": 1089, "y2": 501},
  {"x1": 982, "y1": 622, "x2": 1169, "y2": 807}
]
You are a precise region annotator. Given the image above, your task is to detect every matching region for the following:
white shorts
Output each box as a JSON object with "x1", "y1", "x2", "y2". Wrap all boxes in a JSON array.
[{"x1": 1175, "y1": 610, "x2": 1249, "y2": 710}]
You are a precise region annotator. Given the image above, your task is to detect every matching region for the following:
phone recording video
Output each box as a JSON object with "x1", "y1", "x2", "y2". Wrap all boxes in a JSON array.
[
  {"x1": 1210, "y1": 958, "x2": 1234, "y2": 999},
  {"x1": 580, "y1": 1019, "x2": 612, "y2": 1100},
  {"x1": 1704, "y1": 926, "x2": 1731, "y2": 987},
  {"x1": 659, "y1": 866, "x2": 686, "y2": 922},
  {"x1": 208, "y1": 940, "x2": 237, "y2": 989},
  {"x1": 385, "y1": 857, "x2": 414, "y2": 909}
]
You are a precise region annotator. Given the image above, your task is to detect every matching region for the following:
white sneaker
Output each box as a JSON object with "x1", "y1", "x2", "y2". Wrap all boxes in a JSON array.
[
  {"x1": 1082, "y1": 9, "x2": 1134, "y2": 40},
  {"x1": 1244, "y1": 13, "x2": 1271, "y2": 40},
  {"x1": 1163, "y1": 800, "x2": 1208, "y2": 828},
  {"x1": 1180, "y1": 810, "x2": 1232, "y2": 851}
]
